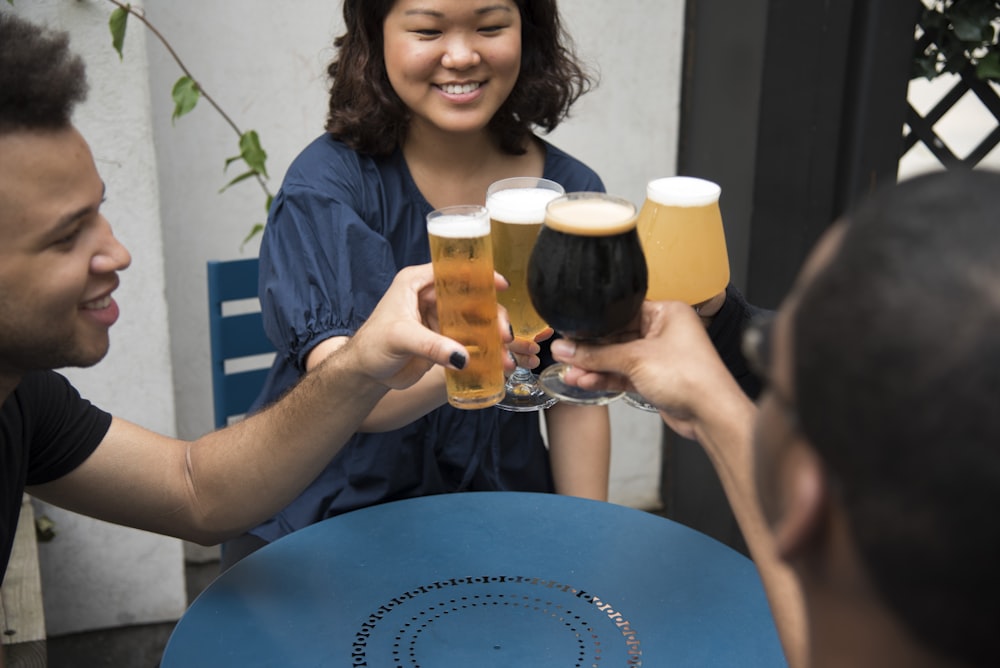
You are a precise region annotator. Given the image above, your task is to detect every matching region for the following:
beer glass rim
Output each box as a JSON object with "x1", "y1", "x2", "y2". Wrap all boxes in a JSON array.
[
  {"x1": 486, "y1": 176, "x2": 565, "y2": 197},
  {"x1": 486, "y1": 178, "x2": 565, "y2": 225},
  {"x1": 427, "y1": 204, "x2": 489, "y2": 220},
  {"x1": 427, "y1": 205, "x2": 490, "y2": 238},
  {"x1": 544, "y1": 191, "x2": 638, "y2": 236},
  {"x1": 646, "y1": 176, "x2": 721, "y2": 207}
]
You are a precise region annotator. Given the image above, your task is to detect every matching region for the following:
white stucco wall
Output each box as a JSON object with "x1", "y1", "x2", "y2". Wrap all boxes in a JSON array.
[{"x1": 6, "y1": 0, "x2": 685, "y2": 635}]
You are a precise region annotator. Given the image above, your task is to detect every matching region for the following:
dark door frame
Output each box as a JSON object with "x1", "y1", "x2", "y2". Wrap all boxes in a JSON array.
[{"x1": 663, "y1": 0, "x2": 918, "y2": 549}]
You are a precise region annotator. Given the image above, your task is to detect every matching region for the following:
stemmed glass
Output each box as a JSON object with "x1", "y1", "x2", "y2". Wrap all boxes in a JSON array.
[
  {"x1": 526, "y1": 192, "x2": 647, "y2": 405},
  {"x1": 487, "y1": 177, "x2": 564, "y2": 411},
  {"x1": 624, "y1": 176, "x2": 731, "y2": 412}
]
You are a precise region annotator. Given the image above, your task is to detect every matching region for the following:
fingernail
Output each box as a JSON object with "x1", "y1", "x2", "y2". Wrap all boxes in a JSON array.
[
  {"x1": 449, "y1": 351, "x2": 467, "y2": 370},
  {"x1": 551, "y1": 339, "x2": 574, "y2": 357}
]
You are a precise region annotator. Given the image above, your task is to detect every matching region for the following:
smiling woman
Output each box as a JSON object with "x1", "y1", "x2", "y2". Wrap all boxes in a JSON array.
[
  {"x1": 382, "y1": 0, "x2": 523, "y2": 139},
  {"x1": 219, "y1": 0, "x2": 614, "y2": 571}
]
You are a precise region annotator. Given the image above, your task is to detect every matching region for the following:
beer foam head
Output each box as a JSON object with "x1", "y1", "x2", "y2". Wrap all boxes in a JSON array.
[
  {"x1": 544, "y1": 193, "x2": 637, "y2": 236},
  {"x1": 647, "y1": 176, "x2": 721, "y2": 207},
  {"x1": 487, "y1": 187, "x2": 562, "y2": 224},
  {"x1": 427, "y1": 213, "x2": 490, "y2": 238}
]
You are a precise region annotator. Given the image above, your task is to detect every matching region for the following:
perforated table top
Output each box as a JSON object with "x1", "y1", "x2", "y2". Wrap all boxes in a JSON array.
[{"x1": 161, "y1": 492, "x2": 786, "y2": 667}]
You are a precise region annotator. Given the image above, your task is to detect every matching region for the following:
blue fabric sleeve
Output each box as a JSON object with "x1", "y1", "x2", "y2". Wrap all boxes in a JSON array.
[{"x1": 258, "y1": 153, "x2": 396, "y2": 372}]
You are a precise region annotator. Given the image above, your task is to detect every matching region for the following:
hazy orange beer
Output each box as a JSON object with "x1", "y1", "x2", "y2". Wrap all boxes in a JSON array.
[
  {"x1": 637, "y1": 176, "x2": 730, "y2": 305},
  {"x1": 427, "y1": 205, "x2": 505, "y2": 409}
]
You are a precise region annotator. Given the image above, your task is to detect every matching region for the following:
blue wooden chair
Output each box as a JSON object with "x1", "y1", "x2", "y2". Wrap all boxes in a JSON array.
[{"x1": 206, "y1": 258, "x2": 275, "y2": 428}]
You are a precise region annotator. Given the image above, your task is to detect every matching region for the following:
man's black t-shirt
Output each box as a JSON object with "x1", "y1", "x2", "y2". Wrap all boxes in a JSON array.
[{"x1": 1, "y1": 371, "x2": 111, "y2": 576}]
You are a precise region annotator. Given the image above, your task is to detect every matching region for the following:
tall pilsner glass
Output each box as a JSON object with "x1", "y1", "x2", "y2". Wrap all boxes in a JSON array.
[
  {"x1": 625, "y1": 176, "x2": 731, "y2": 412},
  {"x1": 427, "y1": 205, "x2": 505, "y2": 409},
  {"x1": 527, "y1": 192, "x2": 647, "y2": 405},
  {"x1": 487, "y1": 177, "x2": 564, "y2": 412}
]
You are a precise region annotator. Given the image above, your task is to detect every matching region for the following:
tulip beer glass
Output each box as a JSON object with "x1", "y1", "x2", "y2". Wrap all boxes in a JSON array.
[
  {"x1": 625, "y1": 176, "x2": 730, "y2": 411},
  {"x1": 527, "y1": 192, "x2": 647, "y2": 405},
  {"x1": 638, "y1": 176, "x2": 729, "y2": 303},
  {"x1": 487, "y1": 177, "x2": 564, "y2": 412},
  {"x1": 427, "y1": 205, "x2": 505, "y2": 409}
]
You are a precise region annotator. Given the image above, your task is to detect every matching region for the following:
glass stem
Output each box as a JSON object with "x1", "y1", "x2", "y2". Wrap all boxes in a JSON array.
[{"x1": 510, "y1": 366, "x2": 532, "y2": 382}]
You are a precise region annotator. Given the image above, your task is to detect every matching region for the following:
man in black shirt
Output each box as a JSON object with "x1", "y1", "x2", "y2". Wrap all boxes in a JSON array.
[{"x1": 0, "y1": 13, "x2": 525, "y2": 584}]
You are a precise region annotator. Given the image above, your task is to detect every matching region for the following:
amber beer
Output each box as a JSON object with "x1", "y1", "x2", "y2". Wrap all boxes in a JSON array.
[
  {"x1": 427, "y1": 206, "x2": 505, "y2": 409},
  {"x1": 486, "y1": 178, "x2": 564, "y2": 340},
  {"x1": 637, "y1": 176, "x2": 730, "y2": 305}
]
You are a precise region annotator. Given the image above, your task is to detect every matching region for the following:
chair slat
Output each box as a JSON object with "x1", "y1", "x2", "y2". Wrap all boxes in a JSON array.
[{"x1": 207, "y1": 258, "x2": 275, "y2": 429}]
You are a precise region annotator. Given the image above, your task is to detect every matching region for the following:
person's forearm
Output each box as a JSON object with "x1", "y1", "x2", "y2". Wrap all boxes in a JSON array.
[
  {"x1": 546, "y1": 403, "x2": 610, "y2": 500},
  {"x1": 183, "y1": 340, "x2": 390, "y2": 540},
  {"x1": 306, "y1": 334, "x2": 446, "y2": 432},
  {"x1": 692, "y1": 389, "x2": 808, "y2": 668},
  {"x1": 358, "y1": 368, "x2": 448, "y2": 432}
]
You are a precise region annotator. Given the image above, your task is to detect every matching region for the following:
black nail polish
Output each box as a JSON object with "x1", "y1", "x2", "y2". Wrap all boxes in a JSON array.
[{"x1": 449, "y1": 351, "x2": 467, "y2": 370}]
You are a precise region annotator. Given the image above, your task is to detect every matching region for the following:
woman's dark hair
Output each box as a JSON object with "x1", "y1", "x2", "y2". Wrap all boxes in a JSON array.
[
  {"x1": 325, "y1": 0, "x2": 593, "y2": 156},
  {"x1": 0, "y1": 12, "x2": 88, "y2": 134},
  {"x1": 793, "y1": 169, "x2": 1000, "y2": 666}
]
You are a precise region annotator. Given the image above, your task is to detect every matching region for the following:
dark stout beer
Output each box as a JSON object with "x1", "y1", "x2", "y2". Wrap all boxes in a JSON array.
[{"x1": 527, "y1": 193, "x2": 647, "y2": 341}]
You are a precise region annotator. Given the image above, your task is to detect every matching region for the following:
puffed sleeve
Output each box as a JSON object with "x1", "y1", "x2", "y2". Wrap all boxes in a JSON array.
[{"x1": 258, "y1": 154, "x2": 397, "y2": 372}]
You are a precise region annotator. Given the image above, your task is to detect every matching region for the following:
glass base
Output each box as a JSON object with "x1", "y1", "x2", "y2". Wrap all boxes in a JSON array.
[
  {"x1": 623, "y1": 392, "x2": 660, "y2": 413},
  {"x1": 538, "y1": 364, "x2": 624, "y2": 406},
  {"x1": 495, "y1": 368, "x2": 559, "y2": 412}
]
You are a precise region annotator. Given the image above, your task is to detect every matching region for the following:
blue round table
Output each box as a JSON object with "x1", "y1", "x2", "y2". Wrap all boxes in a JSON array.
[{"x1": 161, "y1": 492, "x2": 785, "y2": 667}]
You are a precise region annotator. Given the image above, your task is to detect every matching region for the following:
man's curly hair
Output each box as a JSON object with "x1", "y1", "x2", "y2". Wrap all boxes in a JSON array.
[{"x1": 0, "y1": 12, "x2": 89, "y2": 134}]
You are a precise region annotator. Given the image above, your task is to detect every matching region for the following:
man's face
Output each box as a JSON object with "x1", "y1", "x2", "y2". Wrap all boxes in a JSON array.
[{"x1": 0, "y1": 126, "x2": 131, "y2": 377}]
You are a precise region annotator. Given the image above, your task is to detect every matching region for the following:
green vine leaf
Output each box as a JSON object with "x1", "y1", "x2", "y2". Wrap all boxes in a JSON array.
[
  {"x1": 977, "y1": 49, "x2": 1000, "y2": 79},
  {"x1": 239, "y1": 130, "x2": 269, "y2": 178},
  {"x1": 219, "y1": 170, "x2": 257, "y2": 193},
  {"x1": 99, "y1": 0, "x2": 274, "y2": 242},
  {"x1": 222, "y1": 130, "x2": 269, "y2": 191},
  {"x1": 915, "y1": 0, "x2": 1000, "y2": 83},
  {"x1": 241, "y1": 223, "x2": 265, "y2": 249},
  {"x1": 109, "y1": 5, "x2": 130, "y2": 60},
  {"x1": 171, "y1": 75, "x2": 200, "y2": 122}
]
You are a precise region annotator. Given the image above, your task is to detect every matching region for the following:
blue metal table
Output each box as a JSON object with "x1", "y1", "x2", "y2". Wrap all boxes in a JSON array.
[{"x1": 161, "y1": 492, "x2": 785, "y2": 667}]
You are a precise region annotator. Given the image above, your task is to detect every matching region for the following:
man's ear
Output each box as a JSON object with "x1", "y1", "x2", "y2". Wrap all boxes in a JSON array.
[{"x1": 771, "y1": 441, "x2": 829, "y2": 561}]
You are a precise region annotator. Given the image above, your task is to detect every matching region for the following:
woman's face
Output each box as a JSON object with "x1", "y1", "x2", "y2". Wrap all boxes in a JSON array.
[{"x1": 383, "y1": 0, "x2": 522, "y2": 139}]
